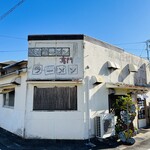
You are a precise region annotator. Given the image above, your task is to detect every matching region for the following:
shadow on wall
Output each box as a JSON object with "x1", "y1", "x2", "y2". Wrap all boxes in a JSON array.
[
  {"x1": 83, "y1": 77, "x2": 109, "y2": 137},
  {"x1": 91, "y1": 83, "x2": 108, "y2": 111},
  {"x1": 99, "y1": 62, "x2": 114, "y2": 76},
  {"x1": 134, "y1": 63, "x2": 147, "y2": 86},
  {"x1": 118, "y1": 65, "x2": 129, "y2": 82},
  {"x1": 84, "y1": 76, "x2": 108, "y2": 111}
]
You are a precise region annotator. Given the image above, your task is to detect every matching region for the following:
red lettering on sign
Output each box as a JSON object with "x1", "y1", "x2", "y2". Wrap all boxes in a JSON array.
[{"x1": 60, "y1": 57, "x2": 73, "y2": 64}]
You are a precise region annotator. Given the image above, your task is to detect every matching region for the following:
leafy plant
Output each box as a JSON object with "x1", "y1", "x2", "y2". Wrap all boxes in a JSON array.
[{"x1": 113, "y1": 94, "x2": 136, "y2": 144}]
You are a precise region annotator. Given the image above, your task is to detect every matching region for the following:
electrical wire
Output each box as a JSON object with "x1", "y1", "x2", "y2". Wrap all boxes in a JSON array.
[
  {"x1": 0, "y1": 0, "x2": 26, "y2": 21},
  {"x1": 114, "y1": 41, "x2": 146, "y2": 45},
  {"x1": 114, "y1": 41, "x2": 147, "y2": 61},
  {"x1": 139, "y1": 45, "x2": 146, "y2": 57},
  {"x1": 0, "y1": 50, "x2": 27, "y2": 52},
  {"x1": 0, "y1": 34, "x2": 26, "y2": 40},
  {"x1": 121, "y1": 48, "x2": 145, "y2": 50}
]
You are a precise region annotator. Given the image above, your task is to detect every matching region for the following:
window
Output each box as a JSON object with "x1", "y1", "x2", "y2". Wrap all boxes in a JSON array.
[
  {"x1": 137, "y1": 97, "x2": 146, "y2": 119},
  {"x1": 109, "y1": 94, "x2": 118, "y2": 114},
  {"x1": 3, "y1": 90, "x2": 15, "y2": 107},
  {"x1": 33, "y1": 86, "x2": 77, "y2": 111}
]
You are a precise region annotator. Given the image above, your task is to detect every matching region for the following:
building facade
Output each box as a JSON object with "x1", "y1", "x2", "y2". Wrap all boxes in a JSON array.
[
  {"x1": 0, "y1": 34, "x2": 150, "y2": 139},
  {"x1": 0, "y1": 61, "x2": 27, "y2": 137}
]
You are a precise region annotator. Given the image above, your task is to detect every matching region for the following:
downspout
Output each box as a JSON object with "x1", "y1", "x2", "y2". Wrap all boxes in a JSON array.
[
  {"x1": 23, "y1": 73, "x2": 28, "y2": 138},
  {"x1": 85, "y1": 76, "x2": 95, "y2": 147},
  {"x1": 86, "y1": 76, "x2": 90, "y2": 140}
]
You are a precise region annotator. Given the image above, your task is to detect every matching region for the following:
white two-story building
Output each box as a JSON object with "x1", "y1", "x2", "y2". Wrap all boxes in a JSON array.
[{"x1": 0, "y1": 34, "x2": 150, "y2": 139}]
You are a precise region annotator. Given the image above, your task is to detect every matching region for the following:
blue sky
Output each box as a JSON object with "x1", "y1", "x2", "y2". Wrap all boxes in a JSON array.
[{"x1": 0, "y1": 0, "x2": 150, "y2": 62}]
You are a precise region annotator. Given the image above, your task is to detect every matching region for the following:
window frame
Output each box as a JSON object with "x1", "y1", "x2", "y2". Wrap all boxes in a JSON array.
[
  {"x1": 137, "y1": 97, "x2": 146, "y2": 119},
  {"x1": 3, "y1": 89, "x2": 15, "y2": 108},
  {"x1": 33, "y1": 85, "x2": 77, "y2": 111}
]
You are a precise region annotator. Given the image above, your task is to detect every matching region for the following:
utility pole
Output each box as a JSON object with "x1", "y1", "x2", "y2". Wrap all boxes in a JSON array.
[{"x1": 146, "y1": 40, "x2": 150, "y2": 61}]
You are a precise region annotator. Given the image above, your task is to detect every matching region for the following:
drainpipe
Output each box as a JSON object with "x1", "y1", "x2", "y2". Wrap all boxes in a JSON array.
[
  {"x1": 86, "y1": 76, "x2": 90, "y2": 140},
  {"x1": 85, "y1": 76, "x2": 95, "y2": 147},
  {"x1": 23, "y1": 76, "x2": 28, "y2": 138}
]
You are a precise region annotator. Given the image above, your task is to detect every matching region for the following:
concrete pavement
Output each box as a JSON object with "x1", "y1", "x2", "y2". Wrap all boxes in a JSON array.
[{"x1": 117, "y1": 127, "x2": 150, "y2": 150}]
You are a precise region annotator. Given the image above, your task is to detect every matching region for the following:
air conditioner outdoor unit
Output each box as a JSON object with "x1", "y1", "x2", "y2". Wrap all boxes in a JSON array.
[{"x1": 95, "y1": 113, "x2": 115, "y2": 139}]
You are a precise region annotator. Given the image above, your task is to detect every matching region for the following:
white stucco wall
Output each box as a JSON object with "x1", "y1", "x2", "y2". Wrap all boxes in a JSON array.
[
  {"x1": 0, "y1": 36, "x2": 150, "y2": 140},
  {"x1": 25, "y1": 38, "x2": 150, "y2": 139},
  {"x1": 28, "y1": 40, "x2": 84, "y2": 80},
  {"x1": 84, "y1": 40, "x2": 149, "y2": 85},
  {"x1": 25, "y1": 82, "x2": 87, "y2": 139},
  {"x1": 139, "y1": 119, "x2": 147, "y2": 128},
  {"x1": 0, "y1": 72, "x2": 27, "y2": 137},
  {"x1": 25, "y1": 39, "x2": 88, "y2": 139},
  {"x1": 83, "y1": 40, "x2": 150, "y2": 136}
]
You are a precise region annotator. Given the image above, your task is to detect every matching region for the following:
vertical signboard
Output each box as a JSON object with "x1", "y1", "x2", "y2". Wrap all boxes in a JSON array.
[{"x1": 27, "y1": 40, "x2": 83, "y2": 80}]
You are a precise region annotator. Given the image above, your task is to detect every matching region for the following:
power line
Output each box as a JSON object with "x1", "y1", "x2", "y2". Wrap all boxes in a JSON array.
[
  {"x1": 0, "y1": 50, "x2": 27, "y2": 52},
  {"x1": 122, "y1": 48, "x2": 145, "y2": 50},
  {"x1": 114, "y1": 41, "x2": 145, "y2": 45},
  {"x1": 0, "y1": 34, "x2": 26, "y2": 40},
  {"x1": 0, "y1": 0, "x2": 26, "y2": 21},
  {"x1": 139, "y1": 45, "x2": 146, "y2": 57}
]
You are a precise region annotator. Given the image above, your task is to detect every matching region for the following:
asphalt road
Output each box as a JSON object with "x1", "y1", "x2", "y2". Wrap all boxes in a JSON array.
[
  {"x1": 0, "y1": 127, "x2": 150, "y2": 150},
  {"x1": 0, "y1": 139, "x2": 149, "y2": 150},
  {"x1": 0, "y1": 143, "x2": 8, "y2": 150}
]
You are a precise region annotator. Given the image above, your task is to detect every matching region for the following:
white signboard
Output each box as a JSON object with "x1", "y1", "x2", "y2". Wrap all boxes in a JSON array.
[{"x1": 27, "y1": 41, "x2": 83, "y2": 80}]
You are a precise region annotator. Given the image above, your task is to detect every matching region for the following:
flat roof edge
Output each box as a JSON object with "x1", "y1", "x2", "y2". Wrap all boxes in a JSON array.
[
  {"x1": 28, "y1": 34, "x2": 84, "y2": 41},
  {"x1": 28, "y1": 34, "x2": 124, "y2": 53}
]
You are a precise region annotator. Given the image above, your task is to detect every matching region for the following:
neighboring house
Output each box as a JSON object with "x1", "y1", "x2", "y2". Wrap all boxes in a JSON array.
[
  {"x1": 0, "y1": 34, "x2": 150, "y2": 139},
  {"x1": 0, "y1": 60, "x2": 27, "y2": 137}
]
